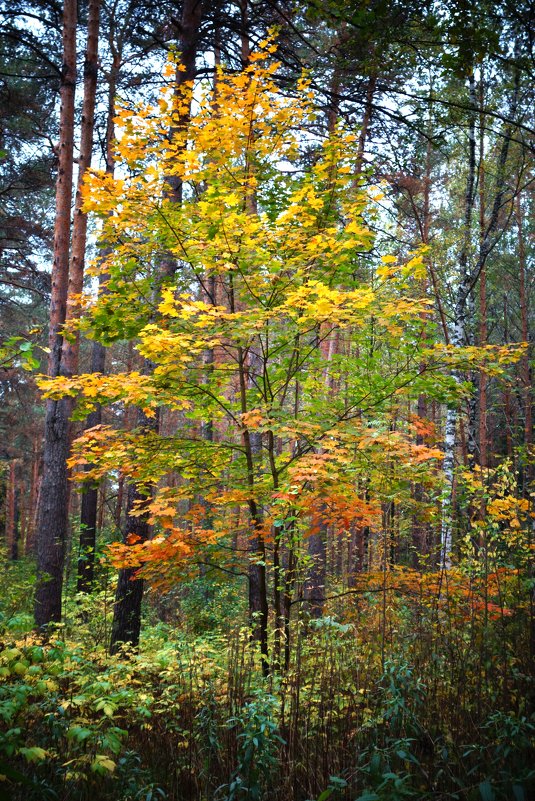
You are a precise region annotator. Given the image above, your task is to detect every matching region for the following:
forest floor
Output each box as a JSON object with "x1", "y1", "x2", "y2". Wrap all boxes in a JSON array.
[{"x1": 0, "y1": 554, "x2": 534, "y2": 801}]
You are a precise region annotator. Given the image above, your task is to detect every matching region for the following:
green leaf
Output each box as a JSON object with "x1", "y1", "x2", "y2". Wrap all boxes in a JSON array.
[
  {"x1": 67, "y1": 725, "x2": 92, "y2": 742},
  {"x1": 18, "y1": 746, "x2": 47, "y2": 763},
  {"x1": 91, "y1": 755, "x2": 116, "y2": 774},
  {"x1": 479, "y1": 780, "x2": 495, "y2": 801},
  {"x1": 328, "y1": 776, "x2": 347, "y2": 790}
]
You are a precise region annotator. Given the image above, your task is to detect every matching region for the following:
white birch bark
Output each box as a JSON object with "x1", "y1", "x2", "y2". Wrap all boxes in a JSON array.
[
  {"x1": 440, "y1": 76, "x2": 476, "y2": 569},
  {"x1": 440, "y1": 61, "x2": 519, "y2": 568}
]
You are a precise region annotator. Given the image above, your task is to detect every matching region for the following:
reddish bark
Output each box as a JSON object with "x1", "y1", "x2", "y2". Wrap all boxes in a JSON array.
[
  {"x1": 64, "y1": 0, "x2": 101, "y2": 377},
  {"x1": 34, "y1": 0, "x2": 77, "y2": 628},
  {"x1": 5, "y1": 460, "x2": 19, "y2": 559}
]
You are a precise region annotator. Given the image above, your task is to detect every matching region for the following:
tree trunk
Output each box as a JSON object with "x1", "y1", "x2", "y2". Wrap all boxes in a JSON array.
[
  {"x1": 413, "y1": 135, "x2": 432, "y2": 567},
  {"x1": 516, "y1": 192, "x2": 532, "y2": 491},
  {"x1": 77, "y1": 342, "x2": 106, "y2": 592},
  {"x1": 478, "y1": 76, "x2": 487, "y2": 473},
  {"x1": 63, "y1": 0, "x2": 101, "y2": 376},
  {"x1": 109, "y1": 479, "x2": 151, "y2": 653},
  {"x1": 35, "y1": 0, "x2": 102, "y2": 625},
  {"x1": 441, "y1": 74, "x2": 477, "y2": 570},
  {"x1": 109, "y1": 1, "x2": 205, "y2": 651},
  {"x1": 355, "y1": 72, "x2": 376, "y2": 179},
  {"x1": 34, "y1": 0, "x2": 77, "y2": 628},
  {"x1": 25, "y1": 442, "x2": 41, "y2": 555},
  {"x1": 503, "y1": 294, "x2": 514, "y2": 457},
  {"x1": 78, "y1": 1, "x2": 117, "y2": 593},
  {"x1": 304, "y1": 514, "x2": 327, "y2": 617},
  {"x1": 161, "y1": 0, "x2": 205, "y2": 214},
  {"x1": 5, "y1": 460, "x2": 20, "y2": 560}
]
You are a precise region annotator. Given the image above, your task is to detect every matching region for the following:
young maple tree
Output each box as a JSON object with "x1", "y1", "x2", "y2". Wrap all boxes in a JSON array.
[{"x1": 40, "y1": 46, "x2": 521, "y2": 665}]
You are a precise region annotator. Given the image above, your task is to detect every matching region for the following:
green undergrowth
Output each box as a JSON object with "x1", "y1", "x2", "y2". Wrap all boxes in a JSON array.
[
  {"x1": 0, "y1": 628, "x2": 533, "y2": 800},
  {"x1": 0, "y1": 559, "x2": 534, "y2": 800}
]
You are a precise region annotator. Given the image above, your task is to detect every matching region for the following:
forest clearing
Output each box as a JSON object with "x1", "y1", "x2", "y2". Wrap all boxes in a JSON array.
[{"x1": 0, "y1": 1, "x2": 534, "y2": 799}]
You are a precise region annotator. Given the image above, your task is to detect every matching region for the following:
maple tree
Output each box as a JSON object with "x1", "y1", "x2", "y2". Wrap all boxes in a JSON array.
[
  {"x1": 1, "y1": 3, "x2": 534, "y2": 799},
  {"x1": 37, "y1": 44, "x2": 524, "y2": 667}
]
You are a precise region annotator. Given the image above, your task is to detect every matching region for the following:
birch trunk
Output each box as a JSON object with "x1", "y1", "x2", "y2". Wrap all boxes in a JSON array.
[
  {"x1": 441, "y1": 61, "x2": 519, "y2": 567},
  {"x1": 478, "y1": 81, "x2": 488, "y2": 473},
  {"x1": 440, "y1": 74, "x2": 477, "y2": 569},
  {"x1": 516, "y1": 192, "x2": 532, "y2": 491}
]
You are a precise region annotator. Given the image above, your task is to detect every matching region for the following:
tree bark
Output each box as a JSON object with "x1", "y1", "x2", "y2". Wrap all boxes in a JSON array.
[
  {"x1": 516, "y1": 192, "x2": 532, "y2": 490},
  {"x1": 109, "y1": 478, "x2": 151, "y2": 654},
  {"x1": 109, "y1": 0, "x2": 205, "y2": 650},
  {"x1": 77, "y1": 341, "x2": 106, "y2": 592},
  {"x1": 78, "y1": 2, "x2": 119, "y2": 593},
  {"x1": 355, "y1": 72, "x2": 376, "y2": 179},
  {"x1": 239, "y1": 345, "x2": 269, "y2": 673},
  {"x1": 503, "y1": 294, "x2": 514, "y2": 457},
  {"x1": 304, "y1": 513, "x2": 327, "y2": 618},
  {"x1": 441, "y1": 73, "x2": 477, "y2": 570},
  {"x1": 63, "y1": 0, "x2": 101, "y2": 376},
  {"x1": 34, "y1": 0, "x2": 77, "y2": 628},
  {"x1": 5, "y1": 460, "x2": 20, "y2": 560},
  {"x1": 413, "y1": 134, "x2": 432, "y2": 567},
  {"x1": 478, "y1": 74, "x2": 488, "y2": 473},
  {"x1": 25, "y1": 442, "x2": 41, "y2": 555}
]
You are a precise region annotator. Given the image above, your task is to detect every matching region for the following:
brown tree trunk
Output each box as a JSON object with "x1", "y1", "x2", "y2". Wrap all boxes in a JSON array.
[
  {"x1": 109, "y1": 1, "x2": 205, "y2": 651},
  {"x1": 161, "y1": 0, "x2": 205, "y2": 212},
  {"x1": 303, "y1": 60, "x2": 344, "y2": 608},
  {"x1": 63, "y1": 0, "x2": 101, "y2": 376},
  {"x1": 77, "y1": 342, "x2": 106, "y2": 592},
  {"x1": 474, "y1": 64, "x2": 519, "y2": 467},
  {"x1": 503, "y1": 294, "x2": 514, "y2": 457},
  {"x1": 304, "y1": 513, "x2": 327, "y2": 617},
  {"x1": 109, "y1": 478, "x2": 151, "y2": 654},
  {"x1": 78, "y1": 2, "x2": 116, "y2": 593},
  {"x1": 239, "y1": 351, "x2": 269, "y2": 672},
  {"x1": 355, "y1": 72, "x2": 376, "y2": 179},
  {"x1": 25, "y1": 442, "x2": 41, "y2": 555},
  {"x1": 34, "y1": 0, "x2": 77, "y2": 628},
  {"x1": 5, "y1": 460, "x2": 20, "y2": 560}
]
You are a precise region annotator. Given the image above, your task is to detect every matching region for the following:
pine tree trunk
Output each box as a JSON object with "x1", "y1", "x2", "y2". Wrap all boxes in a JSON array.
[
  {"x1": 77, "y1": 1, "x2": 116, "y2": 592},
  {"x1": 5, "y1": 460, "x2": 19, "y2": 560},
  {"x1": 77, "y1": 342, "x2": 105, "y2": 592},
  {"x1": 109, "y1": 480, "x2": 151, "y2": 654},
  {"x1": 25, "y1": 442, "x2": 41, "y2": 555},
  {"x1": 34, "y1": 0, "x2": 77, "y2": 627},
  {"x1": 503, "y1": 294, "x2": 514, "y2": 457},
  {"x1": 304, "y1": 514, "x2": 327, "y2": 618},
  {"x1": 63, "y1": 0, "x2": 101, "y2": 376},
  {"x1": 355, "y1": 72, "x2": 376, "y2": 178}
]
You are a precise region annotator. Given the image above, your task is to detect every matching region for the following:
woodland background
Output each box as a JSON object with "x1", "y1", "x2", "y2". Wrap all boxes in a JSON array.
[{"x1": 0, "y1": 1, "x2": 534, "y2": 799}]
